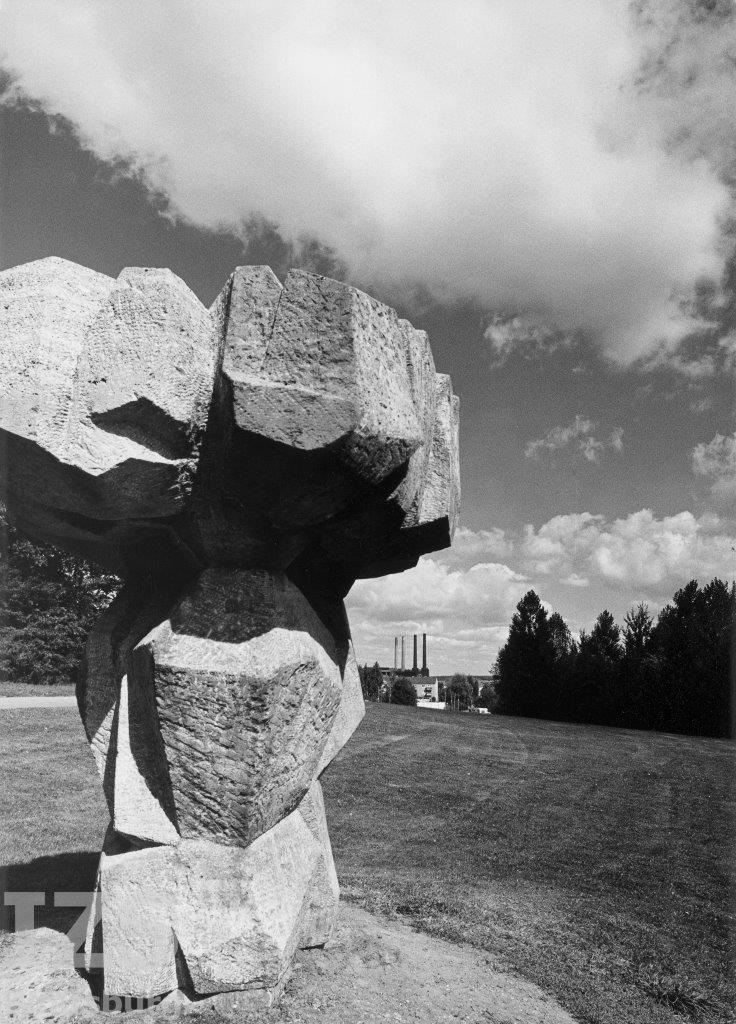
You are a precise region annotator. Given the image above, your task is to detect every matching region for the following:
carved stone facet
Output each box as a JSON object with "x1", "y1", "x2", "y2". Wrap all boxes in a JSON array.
[{"x1": 0, "y1": 257, "x2": 459, "y2": 1001}]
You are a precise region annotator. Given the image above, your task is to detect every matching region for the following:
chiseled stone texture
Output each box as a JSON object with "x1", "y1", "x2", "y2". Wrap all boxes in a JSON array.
[
  {"x1": 0, "y1": 927, "x2": 98, "y2": 1023},
  {"x1": 212, "y1": 269, "x2": 425, "y2": 530},
  {"x1": 77, "y1": 582, "x2": 182, "y2": 843},
  {"x1": 297, "y1": 781, "x2": 340, "y2": 949},
  {"x1": 0, "y1": 255, "x2": 460, "y2": 1003},
  {"x1": 127, "y1": 567, "x2": 344, "y2": 846},
  {"x1": 96, "y1": 811, "x2": 320, "y2": 998},
  {"x1": 317, "y1": 641, "x2": 365, "y2": 775},
  {"x1": 0, "y1": 257, "x2": 219, "y2": 566}
]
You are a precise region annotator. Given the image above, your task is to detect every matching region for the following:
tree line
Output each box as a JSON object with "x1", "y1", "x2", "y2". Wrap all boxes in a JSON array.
[
  {"x1": 0, "y1": 507, "x2": 118, "y2": 685},
  {"x1": 358, "y1": 663, "x2": 494, "y2": 711},
  {"x1": 494, "y1": 582, "x2": 734, "y2": 738}
]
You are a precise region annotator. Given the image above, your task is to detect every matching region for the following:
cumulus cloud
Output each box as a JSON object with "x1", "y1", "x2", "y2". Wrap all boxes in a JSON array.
[
  {"x1": 518, "y1": 509, "x2": 734, "y2": 587},
  {"x1": 0, "y1": 0, "x2": 731, "y2": 364},
  {"x1": 346, "y1": 557, "x2": 528, "y2": 674},
  {"x1": 692, "y1": 431, "x2": 736, "y2": 499},
  {"x1": 346, "y1": 508, "x2": 735, "y2": 672},
  {"x1": 525, "y1": 416, "x2": 624, "y2": 463}
]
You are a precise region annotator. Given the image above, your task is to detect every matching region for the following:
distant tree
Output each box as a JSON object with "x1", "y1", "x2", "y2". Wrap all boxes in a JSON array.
[
  {"x1": 495, "y1": 591, "x2": 557, "y2": 717},
  {"x1": 359, "y1": 661, "x2": 383, "y2": 702},
  {"x1": 445, "y1": 673, "x2": 474, "y2": 710},
  {"x1": 620, "y1": 604, "x2": 655, "y2": 727},
  {"x1": 547, "y1": 611, "x2": 577, "y2": 718},
  {"x1": 390, "y1": 675, "x2": 418, "y2": 706},
  {"x1": 492, "y1": 580, "x2": 733, "y2": 738},
  {"x1": 0, "y1": 508, "x2": 118, "y2": 685},
  {"x1": 570, "y1": 610, "x2": 622, "y2": 724},
  {"x1": 651, "y1": 579, "x2": 734, "y2": 737},
  {"x1": 477, "y1": 680, "x2": 497, "y2": 711},
  {"x1": 623, "y1": 604, "x2": 653, "y2": 660},
  {"x1": 548, "y1": 612, "x2": 575, "y2": 660}
]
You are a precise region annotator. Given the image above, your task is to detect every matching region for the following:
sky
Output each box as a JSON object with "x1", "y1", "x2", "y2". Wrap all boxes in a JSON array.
[{"x1": 0, "y1": 0, "x2": 734, "y2": 673}]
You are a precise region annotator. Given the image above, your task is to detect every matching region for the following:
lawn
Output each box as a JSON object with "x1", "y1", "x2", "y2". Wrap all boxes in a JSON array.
[
  {"x1": 0, "y1": 702, "x2": 733, "y2": 1023},
  {"x1": 0, "y1": 681, "x2": 75, "y2": 697}
]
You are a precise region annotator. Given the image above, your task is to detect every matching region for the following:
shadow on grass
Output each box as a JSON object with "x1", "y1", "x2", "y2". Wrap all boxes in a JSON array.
[{"x1": 0, "y1": 850, "x2": 99, "y2": 934}]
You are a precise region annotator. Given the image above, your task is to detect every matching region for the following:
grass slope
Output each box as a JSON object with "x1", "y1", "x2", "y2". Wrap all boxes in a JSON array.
[
  {"x1": 323, "y1": 705, "x2": 735, "y2": 1024},
  {"x1": 0, "y1": 703, "x2": 733, "y2": 1023}
]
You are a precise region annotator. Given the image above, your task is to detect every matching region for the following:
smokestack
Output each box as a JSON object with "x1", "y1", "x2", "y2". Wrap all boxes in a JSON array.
[
  {"x1": 401, "y1": 635, "x2": 405, "y2": 671},
  {"x1": 394, "y1": 636, "x2": 398, "y2": 672},
  {"x1": 422, "y1": 633, "x2": 427, "y2": 673},
  {"x1": 413, "y1": 634, "x2": 418, "y2": 674}
]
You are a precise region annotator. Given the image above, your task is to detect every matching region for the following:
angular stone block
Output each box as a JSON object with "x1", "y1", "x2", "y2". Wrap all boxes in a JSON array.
[
  {"x1": 126, "y1": 567, "x2": 344, "y2": 846},
  {"x1": 0, "y1": 256, "x2": 460, "y2": 1001},
  {"x1": 290, "y1": 370, "x2": 459, "y2": 586},
  {"x1": 213, "y1": 265, "x2": 284, "y2": 399},
  {"x1": 77, "y1": 581, "x2": 182, "y2": 841},
  {"x1": 210, "y1": 270, "x2": 425, "y2": 529},
  {"x1": 0, "y1": 257, "x2": 219, "y2": 567},
  {"x1": 94, "y1": 811, "x2": 320, "y2": 998},
  {"x1": 317, "y1": 641, "x2": 365, "y2": 775},
  {"x1": 297, "y1": 781, "x2": 340, "y2": 948}
]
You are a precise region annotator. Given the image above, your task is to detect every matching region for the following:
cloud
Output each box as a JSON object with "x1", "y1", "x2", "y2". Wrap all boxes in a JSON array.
[
  {"x1": 346, "y1": 508, "x2": 735, "y2": 672},
  {"x1": 518, "y1": 509, "x2": 734, "y2": 588},
  {"x1": 560, "y1": 573, "x2": 590, "y2": 588},
  {"x1": 525, "y1": 416, "x2": 624, "y2": 463},
  {"x1": 692, "y1": 431, "x2": 736, "y2": 499},
  {"x1": 483, "y1": 315, "x2": 573, "y2": 367},
  {"x1": 346, "y1": 557, "x2": 528, "y2": 674},
  {"x1": 0, "y1": 0, "x2": 731, "y2": 364}
]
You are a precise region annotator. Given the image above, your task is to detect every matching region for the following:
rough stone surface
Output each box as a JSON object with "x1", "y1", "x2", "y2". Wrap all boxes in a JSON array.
[
  {"x1": 2, "y1": 906, "x2": 579, "y2": 1024},
  {"x1": 213, "y1": 265, "x2": 284, "y2": 402},
  {"x1": 316, "y1": 642, "x2": 365, "y2": 775},
  {"x1": 96, "y1": 810, "x2": 320, "y2": 998},
  {"x1": 0, "y1": 257, "x2": 219, "y2": 571},
  {"x1": 77, "y1": 581, "x2": 184, "y2": 841},
  {"x1": 129, "y1": 567, "x2": 345, "y2": 846},
  {"x1": 0, "y1": 927, "x2": 98, "y2": 1023},
  {"x1": 297, "y1": 782, "x2": 340, "y2": 949},
  {"x1": 0, "y1": 256, "x2": 460, "y2": 1000},
  {"x1": 211, "y1": 270, "x2": 426, "y2": 530}
]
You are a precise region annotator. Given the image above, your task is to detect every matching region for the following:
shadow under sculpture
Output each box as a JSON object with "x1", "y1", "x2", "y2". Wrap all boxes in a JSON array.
[{"x1": 0, "y1": 257, "x2": 460, "y2": 1002}]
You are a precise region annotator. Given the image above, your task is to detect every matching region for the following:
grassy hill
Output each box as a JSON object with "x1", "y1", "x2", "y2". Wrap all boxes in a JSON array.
[
  {"x1": 0, "y1": 702, "x2": 733, "y2": 1023},
  {"x1": 324, "y1": 704, "x2": 735, "y2": 1024}
]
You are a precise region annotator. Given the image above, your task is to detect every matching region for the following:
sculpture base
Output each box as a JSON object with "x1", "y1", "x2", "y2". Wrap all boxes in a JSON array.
[{"x1": 84, "y1": 782, "x2": 339, "y2": 1000}]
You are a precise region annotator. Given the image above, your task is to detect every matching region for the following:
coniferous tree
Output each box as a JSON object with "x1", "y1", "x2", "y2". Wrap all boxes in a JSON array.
[
  {"x1": 651, "y1": 579, "x2": 734, "y2": 737},
  {"x1": 547, "y1": 611, "x2": 577, "y2": 718},
  {"x1": 571, "y1": 610, "x2": 622, "y2": 724},
  {"x1": 620, "y1": 603, "x2": 654, "y2": 727},
  {"x1": 495, "y1": 591, "x2": 557, "y2": 717}
]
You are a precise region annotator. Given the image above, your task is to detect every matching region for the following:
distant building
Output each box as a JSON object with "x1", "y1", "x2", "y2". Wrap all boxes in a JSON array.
[
  {"x1": 379, "y1": 631, "x2": 430, "y2": 685},
  {"x1": 378, "y1": 635, "x2": 492, "y2": 705}
]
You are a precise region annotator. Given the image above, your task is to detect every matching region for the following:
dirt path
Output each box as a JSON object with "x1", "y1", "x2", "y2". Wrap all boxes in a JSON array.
[
  {"x1": 0, "y1": 695, "x2": 78, "y2": 709},
  {"x1": 0, "y1": 904, "x2": 578, "y2": 1023}
]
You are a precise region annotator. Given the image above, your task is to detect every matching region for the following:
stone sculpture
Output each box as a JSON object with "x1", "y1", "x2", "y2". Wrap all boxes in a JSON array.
[{"x1": 0, "y1": 257, "x2": 460, "y2": 1003}]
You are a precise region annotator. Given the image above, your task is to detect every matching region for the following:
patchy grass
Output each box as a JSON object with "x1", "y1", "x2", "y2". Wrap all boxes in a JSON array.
[
  {"x1": 0, "y1": 702, "x2": 733, "y2": 1023},
  {"x1": 639, "y1": 966, "x2": 725, "y2": 1018},
  {"x1": 0, "y1": 681, "x2": 75, "y2": 697},
  {"x1": 321, "y1": 704, "x2": 735, "y2": 1024}
]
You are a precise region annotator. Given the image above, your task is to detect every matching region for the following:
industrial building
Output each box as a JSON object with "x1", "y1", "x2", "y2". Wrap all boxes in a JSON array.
[{"x1": 379, "y1": 635, "x2": 492, "y2": 705}]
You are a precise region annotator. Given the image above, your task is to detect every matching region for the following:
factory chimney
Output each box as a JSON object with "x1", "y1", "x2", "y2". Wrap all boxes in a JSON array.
[
  {"x1": 422, "y1": 633, "x2": 427, "y2": 675},
  {"x1": 412, "y1": 634, "x2": 418, "y2": 675},
  {"x1": 394, "y1": 636, "x2": 398, "y2": 672},
  {"x1": 401, "y1": 635, "x2": 405, "y2": 671}
]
